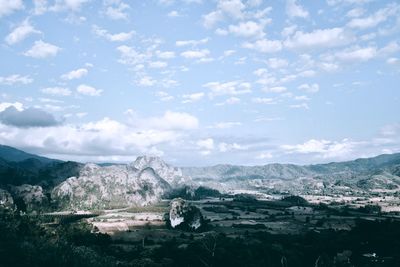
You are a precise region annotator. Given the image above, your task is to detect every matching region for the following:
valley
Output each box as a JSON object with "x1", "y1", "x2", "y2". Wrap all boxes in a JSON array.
[{"x1": 1, "y1": 145, "x2": 400, "y2": 266}]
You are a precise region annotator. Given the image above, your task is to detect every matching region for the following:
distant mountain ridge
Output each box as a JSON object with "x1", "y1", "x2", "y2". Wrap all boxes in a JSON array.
[
  {"x1": 1, "y1": 144, "x2": 400, "y2": 210},
  {"x1": 0, "y1": 145, "x2": 58, "y2": 164}
]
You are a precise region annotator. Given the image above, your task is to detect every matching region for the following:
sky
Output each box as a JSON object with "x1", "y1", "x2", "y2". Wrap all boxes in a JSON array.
[{"x1": 0, "y1": 0, "x2": 399, "y2": 166}]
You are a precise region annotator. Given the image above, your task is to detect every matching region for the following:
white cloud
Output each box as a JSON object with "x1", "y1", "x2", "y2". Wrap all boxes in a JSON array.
[
  {"x1": 182, "y1": 92, "x2": 205, "y2": 103},
  {"x1": 262, "y1": 86, "x2": 287, "y2": 93},
  {"x1": 204, "y1": 81, "x2": 251, "y2": 97},
  {"x1": 76, "y1": 84, "x2": 102, "y2": 96},
  {"x1": 256, "y1": 152, "x2": 273, "y2": 159},
  {"x1": 155, "y1": 91, "x2": 174, "y2": 101},
  {"x1": 218, "y1": 0, "x2": 245, "y2": 20},
  {"x1": 50, "y1": 0, "x2": 90, "y2": 12},
  {"x1": 281, "y1": 138, "x2": 357, "y2": 159},
  {"x1": 242, "y1": 39, "x2": 282, "y2": 53},
  {"x1": 335, "y1": 46, "x2": 377, "y2": 62},
  {"x1": 197, "y1": 138, "x2": 214, "y2": 150},
  {"x1": 202, "y1": 0, "x2": 245, "y2": 28},
  {"x1": 5, "y1": 20, "x2": 41, "y2": 45},
  {"x1": 93, "y1": 25, "x2": 134, "y2": 42},
  {"x1": 0, "y1": 116, "x2": 187, "y2": 161},
  {"x1": 228, "y1": 21, "x2": 265, "y2": 38},
  {"x1": 41, "y1": 87, "x2": 72, "y2": 96},
  {"x1": 0, "y1": 0, "x2": 24, "y2": 17},
  {"x1": 252, "y1": 97, "x2": 276, "y2": 104},
  {"x1": 0, "y1": 102, "x2": 23, "y2": 112},
  {"x1": 176, "y1": 38, "x2": 209, "y2": 47},
  {"x1": 0, "y1": 74, "x2": 33, "y2": 85},
  {"x1": 289, "y1": 103, "x2": 309, "y2": 109},
  {"x1": 267, "y1": 58, "x2": 288, "y2": 69},
  {"x1": 139, "y1": 110, "x2": 199, "y2": 130},
  {"x1": 156, "y1": 50, "x2": 175, "y2": 59},
  {"x1": 387, "y1": 57, "x2": 399, "y2": 65},
  {"x1": 104, "y1": 0, "x2": 130, "y2": 20},
  {"x1": 61, "y1": 68, "x2": 88, "y2": 80},
  {"x1": 208, "y1": 121, "x2": 242, "y2": 129},
  {"x1": 117, "y1": 45, "x2": 148, "y2": 66},
  {"x1": 181, "y1": 49, "x2": 210, "y2": 59},
  {"x1": 149, "y1": 61, "x2": 168, "y2": 68},
  {"x1": 216, "y1": 97, "x2": 241, "y2": 105},
  {"x1": 346, "y1": 7, "x2": 365, "y2": 18},
  {"x1": 347, "y1": 3, "x2": 400, "y2": 29},
  {"x1": 218, "y1": 142, "x2": 244, "y2": 152},
  {"x1": 137, "y1": 76, "x2": 156, "y2": 87},
  {"x1": 33, "y1": 0, "x2": 48, "y2": 15},
  {"x1": 298, "y1": 83, "x2": 319, "y2": 93},
  {"x1": 167, "y1": 10, "x2": 180, "y2": 17},
  {"x1": 286, "y1": 0, "x2": 309, "y2": 19},
  {"x1": 202, "y1": 10, "x2": 224, "y2": 28},
  {"x1": 24, "y1": 40, "x2": 60, "y2": 58},
  {"x1": 284, "y1": 28, "x2": 354, "y2": 50}
]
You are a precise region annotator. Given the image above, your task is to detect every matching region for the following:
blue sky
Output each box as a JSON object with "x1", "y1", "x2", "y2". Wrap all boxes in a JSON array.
[{"x1": 0, "y1": 0, "x2": 399, "y2": 166}]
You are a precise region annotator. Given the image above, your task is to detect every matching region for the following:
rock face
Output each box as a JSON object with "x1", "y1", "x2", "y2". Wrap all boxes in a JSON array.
[
  {"x1": 132, "y1": 156, "x2": 188, "y2": 186},
  {"x1": 52, "y1": 156, "x2": 186, "y2": 210},
  {"x1": 0, "y1": 188, "x2": 15, "y2": 210},
  {"x1": 169, "y1": 198, "x2": 203, "y2": 231},
  {"x1": 11, "y1": 184, "x2": 46, "y2": 212}
]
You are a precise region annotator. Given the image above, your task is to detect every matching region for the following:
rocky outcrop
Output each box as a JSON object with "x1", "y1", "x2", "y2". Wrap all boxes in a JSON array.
[
  {"x1": 52, "y1": 157, "x2": 186, "y2": 210},
  {"x1": 0, "y1": 188, "x2": 15, "y2": 210},
  {"x1": 132, "y1": 156, "x2": 189, "y2": 186},
  {"x1": 11, "y1": 184, "x2": 47, "y2": 212},
  {"x1": 169, "y1": 198, "x2": 204, "y2": 231}
]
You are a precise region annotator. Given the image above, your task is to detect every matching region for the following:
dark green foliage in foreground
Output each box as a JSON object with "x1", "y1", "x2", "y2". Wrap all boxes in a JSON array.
[
  {"x1": 165, "y1": 186, "x2": 221, "y2": 200},
  {"x1": 0, "y1": 210, "x2": 117, "y2": 267},
  {"x1": 1, "y1": 208, "x2": 400, "y2": 267}
]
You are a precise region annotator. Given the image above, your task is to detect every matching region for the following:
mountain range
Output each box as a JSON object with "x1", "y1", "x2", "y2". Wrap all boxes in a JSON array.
[{"x1": 0, "y1": 144, "x2": 399, "y2": 211}]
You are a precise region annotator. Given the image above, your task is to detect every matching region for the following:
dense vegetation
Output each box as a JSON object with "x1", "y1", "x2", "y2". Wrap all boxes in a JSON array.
[{"x1": 1, "y1": 207, "x2": 399, "y2": 267}]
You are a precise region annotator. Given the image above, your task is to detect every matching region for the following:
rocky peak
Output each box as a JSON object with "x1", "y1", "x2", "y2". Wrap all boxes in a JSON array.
[{"x1": 131, "y1": 155, "x2": 186, "y2": 186}]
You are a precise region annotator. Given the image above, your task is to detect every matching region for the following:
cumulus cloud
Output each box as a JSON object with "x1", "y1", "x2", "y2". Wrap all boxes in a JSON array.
[
  {"x1": 182, "y1": 92, "x2": 205, "y2": 103},
  {"x1": 156, "y1": 50, "x2": 175, "y2": 59},
  {"x1": 92, "y1": 25, "x2": 134, "y2": 42},
  {"x1": 286, "y1": 0, "x2": 309, "y2": 19},
  {"x1": 176, "y1": 38, "x2": 209, "y2": 47},
  {"x1": 267, "y1": 58, "x2": 288, "y2": 69},
  {"x1": 281, "y1": 138, "x2": 358, "y2": 160},
  {"x1": 24, "y1": 40, "x2": 60, "y2": 58},
  {"x1": 202, "y1": 0, "x2": 245, "y2": 28},
  {"x1": 262, "y1": 86, "x2": 287, "y2": 93},
  {"x1": 61, "y1": 68, "x2": 88, "y2": 80},
  {"x1": 228, "y1": 20, "x2": 265, "y2": 38},
  {"x1": 76, "y1": 84, "x2": 102, "y2": 96},
  {"x1": 155, "y1": 91, "x2": 174, "y2": 101},
  {"x1": 208, "y1": 121, "x2": 242, "y2": 129},
  {"x1": 103, "y1": 0, "x2": 130, "y2": 20},
  {"x1": 5, "y1": 20, "x2": 41, "y2": 45},
  {"x1": 0, "y1": 0, "x2": 24, "y2": 17},
  {"x1": 284, "y1": 28, "x2": 354, "y2": 50},
  {"x1": 144, "y1": 111, "x2": 199, "y2": 130},
  {"x1": 50, "y1": 0, "x2": 90, "y2": 12},
  {"x1": 0, "y1": 74, "x2": 33, "y2": 85},
  {"x1": 347, "y1": 3, "x2": 400, "y2": 29},
  {"x1": 0, "y1": 106, "x2": 60, "y2": 128},
  {"x1": 252, "y1": 97, "x2": 276, "y2": 104},
  {"x1": 0, "y1": 102, "x2": 24, "y2": 112},
  {"x1": 180, "y1": 49, "x2": 210, "y2": 59},
  {"x1": 41, "y1": 87, "x2": 72, "y2": 96},
  {"x1": 298, "y1": 83, "x2": 319, "y2": 93},
  {"x1": 242, "y1": 39, "x2": 282, "y2": 53},
  {"x1": 204, "y1": 81, "x2": 251, "y2": 97},
  {"x1": 335, "y1": 46, "x2": 377, "y2": 62},
  {"x1": 149, "y1": 61, "x2": 168, "y2": 68}
]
